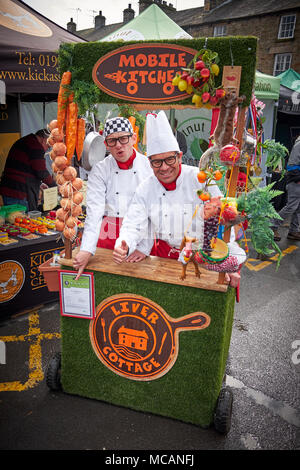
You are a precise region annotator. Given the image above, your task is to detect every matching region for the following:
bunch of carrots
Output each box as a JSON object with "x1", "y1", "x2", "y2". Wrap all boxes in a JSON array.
[
  {"x1": 47, "y1": 71, "x2": 85, "y2": 241},
  {"x1": 128, "y1": 116, "x2": 139, "y2": 150}
]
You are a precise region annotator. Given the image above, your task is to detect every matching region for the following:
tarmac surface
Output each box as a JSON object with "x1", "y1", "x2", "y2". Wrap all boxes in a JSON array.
[{"x1": 0, "y1": 225, "x2": 299, "y2": 454}]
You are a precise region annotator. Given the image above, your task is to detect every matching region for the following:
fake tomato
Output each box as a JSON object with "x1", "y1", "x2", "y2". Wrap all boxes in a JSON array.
[
  {"x1": 197, "y1": 190, "x2": 211, "y2": 201},
  {"x1": 197, "y1": 171, "x2": 207, "y2": 183},
  {"x1": 213, "y1": 170, "x2": 223, "y2": 181},
  {"x1": 200, "y1": 192, "x2": 211, "y2": 201}
]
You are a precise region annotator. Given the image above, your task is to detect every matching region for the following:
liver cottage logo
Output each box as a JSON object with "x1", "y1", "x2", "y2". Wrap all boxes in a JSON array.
[
  {"x1": 0, "y1": 260, "x2": 25, "y2": 303},
  {"x1": 90, "y1": 294, "x2": 210, "y2": 381}
]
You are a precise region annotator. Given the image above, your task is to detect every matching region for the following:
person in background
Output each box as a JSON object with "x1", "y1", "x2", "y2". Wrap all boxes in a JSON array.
[
  {"x1": 73, "y1": 117, "x2": 153, "y2": 279},
  {"x1": 272, "y1": 135, "x2": 300, "y2": 241},
  {"x1": 113, "y1": 111, "x2": 242, "y2": 288},
  {"x1": 0, "y1": 129, "x2": 55, "y2": 211},
  {"x1": 173, "y1": 118, "x2": 187, "y2": 155}
]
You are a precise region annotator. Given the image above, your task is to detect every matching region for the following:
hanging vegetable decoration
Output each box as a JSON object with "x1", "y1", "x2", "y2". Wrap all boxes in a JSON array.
[
  {"x1": 76, "y1": 118, "x2": 86, "y2": 161},
  {"x1": 180, "y1": 196, "x2": 246, "y2": 275},
  {"x1": 171, "y1": 48, "x2": 225, "y2": 108},
  {"x1": 118, "y1": 104, "x2": 146, "y2": 149},
  {"x1": 56, "y1": 71, "x2": 72, "y2": 132},
  {"x1": 196, "y1": 166, "x2": 224, "y2": 201},
  {"x1": 180, "y1": 177, "x2": 284, "y2": 280},
  {"x1": 47, "y1": 71, "x2": 86, "y2": 242},
  {"x1": 219, "y1": 144, "x2": 241, "y2": 165}
]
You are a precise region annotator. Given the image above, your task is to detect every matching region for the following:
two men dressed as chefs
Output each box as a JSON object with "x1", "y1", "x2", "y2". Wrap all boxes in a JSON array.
[{"x1": 74, "y1": 111, "x2": 242, "y2": 287}]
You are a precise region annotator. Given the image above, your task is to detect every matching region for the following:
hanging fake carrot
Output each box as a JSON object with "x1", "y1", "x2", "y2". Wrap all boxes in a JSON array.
[
  {"x1": 65, "y1": 102, "x2": 69, "y2": 149},
  {"x1": 56, "y1": 71, "x2": 72, "y2": 131},
  {"x1": 76, "y1": 118, "x2": 86, "y2": 161},
  {"x1": 134, "y1": 125, "x2": 139, "y2": 150},
  {"x1": 64, "y1": 92, "x2": 74, "y2": 150},
  {"x1": 128, "y1": 115, "x2": 136, "y2": 130},
  {"x1": 66, "y1": 101, "x2": 78, "y2": 163}
]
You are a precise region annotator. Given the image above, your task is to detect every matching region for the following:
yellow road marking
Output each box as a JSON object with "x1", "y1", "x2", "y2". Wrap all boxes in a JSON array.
[
  {"x1": 0, "y1": 312, "x2": 61, "y2": 392},
  {"x1": 245, "y1": 245, "x2": 298, "y2": 271}
]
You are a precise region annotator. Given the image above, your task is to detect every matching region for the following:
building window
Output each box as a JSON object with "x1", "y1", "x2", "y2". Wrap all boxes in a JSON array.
[
  {"x1": 213, "y1": 25, "x2": 226, "y2": 37},
  {"x1": 278, "y1": 15, "x2": 296, "y2": 39},
  {"x1": 273, "y1": 53, "x2": 292, "y2": 75}
]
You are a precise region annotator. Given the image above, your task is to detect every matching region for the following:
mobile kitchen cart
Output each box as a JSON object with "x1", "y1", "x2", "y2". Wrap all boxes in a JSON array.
[
  {"x1": 46, "y1": 247, "x2": 235, "y2": 433},
  {"x1": 40, "y1": 35, "x2": 259, "y2": 434}
]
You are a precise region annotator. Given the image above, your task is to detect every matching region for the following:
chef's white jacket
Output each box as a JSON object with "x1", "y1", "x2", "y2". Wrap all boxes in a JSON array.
[
  {"x1": 80, "y1": 151, "x2": 153, "y2": 255},
  {"x1": 116, "y1": 164, "x2": 227, "y2": 255}
]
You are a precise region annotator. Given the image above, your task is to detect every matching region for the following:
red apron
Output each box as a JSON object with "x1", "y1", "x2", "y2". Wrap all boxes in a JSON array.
[
  {"x1": 97, "y1": 216, "x2": 122, "y2": 250},
  {"x1": 150, "y1": 239, "x2": 180, "y2": 260}
]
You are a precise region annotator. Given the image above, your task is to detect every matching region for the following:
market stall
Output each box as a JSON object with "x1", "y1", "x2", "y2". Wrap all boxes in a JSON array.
[
  {"x1": 0, "y1": 0, "x2": 85, "y2": 173},
  {"x1": 0, "y1": 2, "x2": 86, "y2": 318},
  {"x1": 39, "y1": 35, "x2": 282, "y2": 433},
  {"x1": 0, "y1": 207, "x2": 64, "y2": 320},
  {"x1": 275, "y1": 68, "x2": 300, "y2": 151}
]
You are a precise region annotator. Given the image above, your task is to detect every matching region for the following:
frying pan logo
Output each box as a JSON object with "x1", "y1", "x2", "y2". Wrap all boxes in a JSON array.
[
  {"x1": 90, "y1": 294, "x2": 210, "y2": 381},
  {"x1": 0, "y1": 261, "x2": 25, "y2": 303}
]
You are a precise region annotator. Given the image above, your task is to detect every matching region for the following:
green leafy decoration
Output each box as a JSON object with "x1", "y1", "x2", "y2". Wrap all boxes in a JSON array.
[
  {"x1": 57, "y1": 43, "x2": 75, "y2": 76},
  {"x1": 71, "y1": 79, "x2": 102, "y2": 117},
  {"x1": 261, "y1": 139, "x2": 289, "y2": 178},
  {"x1": 237, "y1": 183, "x2": 283, "y2": 267}
]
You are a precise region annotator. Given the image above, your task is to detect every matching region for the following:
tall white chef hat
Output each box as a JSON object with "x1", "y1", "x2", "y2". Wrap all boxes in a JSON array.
[{"x1": 146, "y1": 111, "x2": 180, "y2": 157}]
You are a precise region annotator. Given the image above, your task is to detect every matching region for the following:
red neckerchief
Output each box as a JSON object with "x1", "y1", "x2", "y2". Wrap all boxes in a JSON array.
[
  {"x1": 116, "y1": 149, "x2": 136, "y2": 170},
  {"x1": 158, "y1": 164, "x2": 182, "y2": 191}
]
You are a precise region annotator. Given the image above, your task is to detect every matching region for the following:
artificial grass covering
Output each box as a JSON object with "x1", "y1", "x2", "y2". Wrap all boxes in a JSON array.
[
  {"x1": 58, "y1": 36, "x2": 257, "y2": 114},
  {"x1": 60, "y1": 268, "x2": 236, "y2": 427}
]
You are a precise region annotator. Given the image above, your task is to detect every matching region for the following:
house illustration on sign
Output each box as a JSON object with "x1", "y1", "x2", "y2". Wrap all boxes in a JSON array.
[{"x1": 117, "y1": 325, "x2": 149, "y2": 351}]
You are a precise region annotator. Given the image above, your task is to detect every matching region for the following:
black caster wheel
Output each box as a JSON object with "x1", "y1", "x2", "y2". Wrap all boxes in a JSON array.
[
  {"x1": 46, "y1": 352, "x2": 62, "y2": 391},
  {"x1": 214, "y1": 387, "x2": 233, "y2": 434}
]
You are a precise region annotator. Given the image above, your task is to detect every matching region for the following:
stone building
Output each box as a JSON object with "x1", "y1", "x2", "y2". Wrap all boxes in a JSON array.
[{"x1": 69, "y1": 0, "x2": 300, "y2": 76}]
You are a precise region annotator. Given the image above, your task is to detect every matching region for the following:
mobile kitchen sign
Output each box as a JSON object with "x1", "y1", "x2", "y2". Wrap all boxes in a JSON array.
[{"x1": 92, "y1": 43, "x2": 198, "y2": 103}]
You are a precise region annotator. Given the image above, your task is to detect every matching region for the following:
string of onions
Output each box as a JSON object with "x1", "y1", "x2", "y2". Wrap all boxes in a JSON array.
[{"x1": 47, "y1": 110, "x2": 84, "y2": 242}]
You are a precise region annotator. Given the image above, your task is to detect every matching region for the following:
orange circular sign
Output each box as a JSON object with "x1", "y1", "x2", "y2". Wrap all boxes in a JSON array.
[
  {"x1": 0, "y1": 260, "x2": 25, "y2": 303},
  {"x1": 90, "y1": 294, "x2": 210, "y2": 381},
  {"x1": 92, "y1": 43, "x2": 198, "y2": 103}
]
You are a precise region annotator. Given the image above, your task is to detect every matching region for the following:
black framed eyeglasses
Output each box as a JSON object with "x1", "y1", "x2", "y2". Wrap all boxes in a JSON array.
[
  {"x1": 105, "y1": 134, "x2": 132, "y2": 147},
  {"x1": 149, "y1": 153, "x2": 179, "y2": 168}
]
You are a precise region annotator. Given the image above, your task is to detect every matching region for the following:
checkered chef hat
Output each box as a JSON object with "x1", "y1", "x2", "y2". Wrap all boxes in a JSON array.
[{"x1": 103, "y1": 117, "x2": 133, "y2": 139}]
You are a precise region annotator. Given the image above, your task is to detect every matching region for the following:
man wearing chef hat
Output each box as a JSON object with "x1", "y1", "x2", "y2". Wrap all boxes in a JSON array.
[
  {"x1": 113, "y1": 111, "x2": 242, "y2": 287},
  {"x1": 73, "y1": 116, "x2": 153, "y2": 279}
]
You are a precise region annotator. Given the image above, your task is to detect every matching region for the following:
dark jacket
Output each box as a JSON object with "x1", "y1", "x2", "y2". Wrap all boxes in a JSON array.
[
  {"x1": 0, "y1": 133, "x2": 55, "y2": 210},
  {"x1": 286, "y1": 136, "x2": 300, "y2": 184}
]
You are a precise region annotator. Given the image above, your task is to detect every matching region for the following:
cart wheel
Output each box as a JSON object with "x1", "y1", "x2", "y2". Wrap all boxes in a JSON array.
[
  {"x1": 46, "y1": 352, "x2": 62, "y2": 391},
  {"x1": 214, "y1": 387, "x2": 233, "y2": 434}
]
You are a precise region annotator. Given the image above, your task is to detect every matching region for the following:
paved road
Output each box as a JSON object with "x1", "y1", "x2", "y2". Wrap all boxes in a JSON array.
[{"x1": 0, "y1": 228, "x2": 299, "y2": 452}]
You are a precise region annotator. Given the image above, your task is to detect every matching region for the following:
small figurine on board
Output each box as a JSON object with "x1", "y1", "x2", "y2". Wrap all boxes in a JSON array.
[{"x1": 178, "y1": 236, "x2": 200, "y2": 281}]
